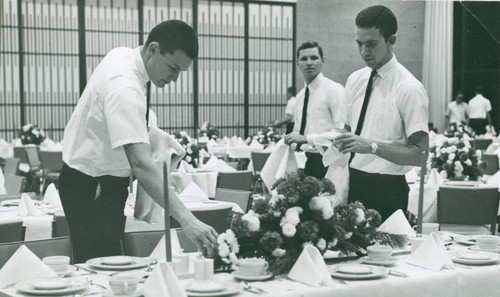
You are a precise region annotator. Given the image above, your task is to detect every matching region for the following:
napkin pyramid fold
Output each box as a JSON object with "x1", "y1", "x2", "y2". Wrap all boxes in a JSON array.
[
  {"x1": 17, "y1": 193, "x2": 42, "y2": 217},
  {"x1": 487, "y1": 170, "x2": 500, "y2": 186},
  {"x1": 178, "y1": 182, "x2": 209, "y2": 202},
  {"x1": 178, "y1": 160, "x2": 196, "y2": 173},
  {"x1": 141, "y1": 261, "x2": 186, "y2": 297},
  {"x1": 43, "y1": 183, "x2": 61, "y2": 205},
  {"x1": 149, "y1": 229, "x2": 183, "y2": 260},
  {"x1": 288, "y1": 245, "x2": 335, "y2": 287},
  {"x1": 0, "y1": 167, "x2": 6, "y2": 194},
  {"x1": 378, "y1": 209, "x2": 416, "y2": 237},
  {"x1": 249, "y1": 139, "x2": 264, "y2": 149},
  {"x1": 261, "y1": 144, "x2": 298, "y2": 190},
  {"x1": 407, "y1": 232, "x2": 454, "y2": 271},
  {"x1": 0, "y1": 245, "x2": 57, "y2": 286},
  {"x1": 427, "y1": 168, "x2": 444, "y2": 186}
]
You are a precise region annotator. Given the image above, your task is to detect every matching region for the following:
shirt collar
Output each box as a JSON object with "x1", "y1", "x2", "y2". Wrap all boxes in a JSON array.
[
  {"x1": 373, "y1": 55, "x2": 397, "y2": 80},
  {"x1": 135, "y1": 46, "x2": 150, "y2": 87},
  {"x1": 305, "y1": 72, "x2": 324, "y2": 92}
]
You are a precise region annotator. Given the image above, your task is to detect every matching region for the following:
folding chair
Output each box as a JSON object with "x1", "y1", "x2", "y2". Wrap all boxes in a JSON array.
[
  {"x1": 473, "y1": 139, "x2": 493, "y2": 151},
  {"x1": 215, "y1": 188, "x2": 252, "y2": 212},
  {"x1": 4, "y1": 174, "x2": 26, "y2": 193},
  {"x1": 0, "y1": 236, "x2": 73, "y2": 267},
  {"x1": 3, "y1": 158, "x2": 20, "y2": 175},
  {"x1": 250, "y1": 151, "x2": 271, "y2": 195},
  {"x1": 437, "y1": 185, "x2": 500, "y2": 235},
  {"x1": 482, "y1": 154, "x2": 499, "y2": 175},
  {"x1": 171, "y1": 206, "x2": 233, "y2": 233},
  {"x1": 39, "y1": 151, "x2": 63, "y2": 192},
  {"x1": 52, "y1": 215, "x2": 70, "y2": 238},
  {"x1": 0, "y1": 218, "x2": 24, "y2": 243},
  {"x1": 217, "y1": 170, "x2": 253, "y2": 191},
  {"x1": 122, "y1": 230, "x2": 164, "y2": 257}
]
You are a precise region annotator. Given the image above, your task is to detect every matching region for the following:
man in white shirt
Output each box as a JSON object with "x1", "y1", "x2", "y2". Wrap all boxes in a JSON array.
[
  {"x1": 284, "y1": 41, "x2": 346, "y2": 180},
  {"x1": 468, "y1": 86, "x2": 492, "y2": 135},
  {"x1": 445, "y1": 91, "x2": 468, "y2": 129},
  {"x1": 59, "y1": 20, "x2": 218, "y2": 262},
  {"x1": 273, "y1": 86, "x2": 297, "y2": 134},
  {"x1": 334, "y1": 5, "x2": 429, "y2": 221}
]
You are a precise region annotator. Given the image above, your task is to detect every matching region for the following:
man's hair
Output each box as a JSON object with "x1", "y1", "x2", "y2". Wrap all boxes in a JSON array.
[
  {"x1": 296, "y1": 41, "x2": 324, "y2": 59},
  {"x1": 475, "y1": 85, "x2": 484, "y2": 94},
  {"x1": 455, "y1": 91, "x2": 464, "y2": 100},
  {"x1": 355, "y1": 5, "x2": 398, "y2": 42},
  {"x1": 145, "y1": 20, "x2": 198, "y2": 59},
  {"x1": 287, "y1": 86, "x2": 296, "y2": 94}
]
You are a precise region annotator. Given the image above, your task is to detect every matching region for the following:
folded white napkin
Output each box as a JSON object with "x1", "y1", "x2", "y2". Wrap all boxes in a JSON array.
[
  {"x1": 43, "y1": 183, "x2": 61, "y2": 205},
  {"x1": 487, "y1": 170, "x2": 500, "y2": 186},
  {"x1": 199, "y1": 148, "x2": 210, "y2": 159},
  {"x1": 312, "y1": 132, "x2": 349, "y2": 168},
  {"x1": 203, "y1": 156, "x2": 219, "y2": 168},
  {"x1": 250, "y1": 139, "x2": 264, "y2": 149},
  {"x1": 427, "y1": 168, "x2": 444, "y2": 186},
  {"x1": 0, "y1": 245, "x2": 57, "y2": 286},
  {"x1": 203, "y1": 160, "x2": 236, "y2": 173},
  {"x1": 288, "y1": 245, "x2": 335, "y2": 287},
  {"x1": 178, "y1": 182, "x2": 209, "y2": 202},
  {"x1": 149, "y1": 230, "x2": 183, "y2": 260},
  {"x1": 407, "y1": 232, "x2": 454, "y2": 271},
  {"x1": 261, "y1": 144, "x2": 298, "y2": 190},
  {"x1": 141, "y1": 261, "x2": 186, "y2": 297},
  {"x1": 236, "y1": 137, "x2": 247, "y2": 147},
  {"x1": 485, "y1": 142, "x2": 499, "y2": 154},
  {"x1": 0, "y1": 167, "x2": 6, "y2": 194},
  {"x1": 23, "y1": 216, "x2": 54, "y2": 241},
  {"x1": 405, "y1": 167, "x2": 419, "y2": 183},
  {"x1": 378, "y1": 209, "x2": 416, "y2": 237},
  {"x1": 17, "y1": 193, "x2": 42, "y2": 217},
  {"x1": 206, "y1": 139, "x2": 218, "y2": 147},
  {"x1": 178, "y1": 160, "x2": 196, "y2": 173}
]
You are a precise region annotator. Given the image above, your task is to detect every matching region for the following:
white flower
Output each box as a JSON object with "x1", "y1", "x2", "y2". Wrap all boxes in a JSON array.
[
  {"x1": 272, "y1": 248, "x2": 286, "y2": 257},
  {"x1": 269, "y1": 190, "x2": 285, "y2": 206},
  {"x1": 355, "y1": 208, "x2": 365, "y2": 224},
  {"x1": 462, "y1": 147, "x2": 469, "y2": 154},
  {"x1": 344, "y1": 232, "x2": 353, "y2": 239},
  {"x1": 229, "y1": 252, "x2": 239, "y2": 264},
  {"x1": 429, "y1": 152, "x2": 435, "y2": 159},
  {"x1": 242, "y1": 210, "x2": 260, "y2": 232},
  {"x1": 464, "y1": 159, "x2": 472, "y2": 166},
  {"x1": 463, "y1": 134, "x2": 471, "y2": 141},
  {"x1": 309, "y1": 196, "x2": 334, "y2": 220},
  {"x1": 185, "y1": 156, "x2": 192, "y2": 162},
  {"x1": 217, "y1": 234, "x2": 226, "y2": 245},
  {"x1": 440, "y1": 148, "x2": 447, "y2": 154},
  {"x1": 446, "y1": 160, "x2": 453, "y2": 165},
  {"x1": 232, "y1": 243, "x2": 240, "y2": 254},
  {"x1": 440, "y1": 170, "x2": 448, "y2": 179},
  {"x1": 328, "y1": 238, "x2": 338, "y2": 248},
  {"x1": 316, "y1": 238, "x2": 327, "y2": 250},
  {"x1": 476, "y1": 150, "x2": 482, "y2": 159},
  {"x1": 448, "y1": 153, "x2": 456, "y2": 161},
  {"x1": 218, "y1": 242, "x2": 230, "y2": 258},
  {"x1": 282, "y1": 223, "x2": 297, "y2": 237},
  {"x1": 284, "y1": 207, "x2": 303, "y2": 226}
]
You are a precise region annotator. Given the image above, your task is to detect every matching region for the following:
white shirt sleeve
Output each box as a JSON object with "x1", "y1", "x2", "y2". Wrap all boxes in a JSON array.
[{"x1": 398, "y1": 81, "x2": 429, "y2": 137}]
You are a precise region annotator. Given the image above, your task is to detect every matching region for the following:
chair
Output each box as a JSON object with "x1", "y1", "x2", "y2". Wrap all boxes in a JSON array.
[
  {"x1": 171, "y1": 206, "x2": 233, "y2": 233},
  {"x1": 3, "y1": 158, "x2": 20, "y2": 175},
  {"x1": 215, "y1": 188, "x2": 252, "y2": 212},
  {"x1": 4, "y1": 174, "x2": 26, "y2": 193},
  {"x1": 473, "y1": 139, "x2": 493, "y2": 151},
  {"x1": 0, "y1": 236, "x2": 73, "y2": 268},
  {"x1": 216, "y1": 171, "x2": 253, "y2": 191},
  {"x1": 13, "y1": 147, "x2": 29, "y2": 164},
  {"x1": 39, "y1": 151, "x2": 63, "y2": 191},
  {"x1": 482, "y1": 154, "x2": 499, "y2": 175},
  {"x1": 437, "y1": 185, "x2": 500, "y2": 234},
  {"x1": 250, "y1": 152, "x2": 271, "y2": 194},
  {"x1": 122, "y1": 230, "x2": 164, "y2": 257},
  {"x1": 52, "y1": 215, "x2": 70, "y2": 238},
  {"x1": 0, "y1": 192, "x2": 38, "y2": 202},
  {"x1": 0, "y1": 218, "x2": 24, "y2": 243}
]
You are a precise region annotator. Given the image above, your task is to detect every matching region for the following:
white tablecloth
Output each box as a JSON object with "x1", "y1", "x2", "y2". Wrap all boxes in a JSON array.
[
  {"x1": 170, "y1": 171, "x2": 219, "y2": 198},
  {"x1": 227, "y1": 146, "x2": 264, "y2": 159}
]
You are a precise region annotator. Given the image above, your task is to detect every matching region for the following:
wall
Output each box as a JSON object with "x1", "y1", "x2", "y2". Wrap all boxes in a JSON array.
[{"x1": 296, "y1": 0, "x2": 425, "y2": 88}]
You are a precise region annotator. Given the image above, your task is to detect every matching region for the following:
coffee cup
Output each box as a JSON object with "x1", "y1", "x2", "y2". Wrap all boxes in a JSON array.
[
  {"x1": 173, "y1": 253, "x2": 189, "y2": 275},
  {"x1": 237, "y1": 258, "x2": 268, "y2": 276},
  {"x1": 475, "y1": 235, "x2": 500, "y2": 251},
  {"x1": 366, "y1": 245, "x2": 392, "y2": 261},
  {"x1": 109, "y1": 275, "x2": 140, "y2": 296},
  {"x1": 413, "y1": 223, "x2": 439, "y2": 235},
  {"x1": 410, "y1": 236, "x2": 426, "y2": 253},
  {"x1": 42, "y1": 256, "x2": 70, "y2": 273}
]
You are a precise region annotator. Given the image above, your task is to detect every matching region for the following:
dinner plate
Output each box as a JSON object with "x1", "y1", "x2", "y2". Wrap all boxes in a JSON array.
[
  {"x1": 15, "y1": 278, "x2": 88, "y2": 296},
  {"x1": 452, "y1": 253, "x2": 499, "y2": 265},
  {"x1": 444, "y1": 181, "x2": 477, "y2": 187},
  {"x1": 87, "y1": 256, "x2": 154, "y2": 270},
  {"x1": 185, "y1": 281, "x2": 224, "y2": 293},
  {"x1": 453, "y1": 236, "x2": 477, "y2": 246},
  {"x1": 359, "y1": 256, "x2": 396, "y2": 266},
  {"x1": 232, "y1": 271, "x2": 274, "y2": 281},
  {"x1": 335, "y1": 264, "x2": 373, "y2": 275},
  {"x1": 0, "y1": 199, "x2": 20, "y2": 206},
  {"x1": 469, "y1": 245, "x2": 500, "y2": 253},
  {"x1": 330, "y1": 265, "x2": 388, "y2": 280},
  {"x1": 31, "y1": 279, "x2": 69, "y2": 290},
  {"x1": 185, "y1": 282, "x2": 242, "y2": 297}
]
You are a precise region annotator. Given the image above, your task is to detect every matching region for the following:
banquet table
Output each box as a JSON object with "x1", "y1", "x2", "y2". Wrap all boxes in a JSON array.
[{"x1": 170, "y1": 171, "x2": 219, "y2": 198}]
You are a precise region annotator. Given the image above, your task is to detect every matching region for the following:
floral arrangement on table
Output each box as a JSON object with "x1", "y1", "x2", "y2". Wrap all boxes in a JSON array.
[
  {"x1": 215, "y1": 171, "x2": 407, "y2": 275},
  {"x1": 174, "y1": 131, "x2": 200, "y2": 168},
  {"x1": 18, "y1": 123, "x2": 46, "y2": 145},
  {"x1": 443, "y1": 122, "x2": 474, "y2": 140},
  {"x1": 198, "y1": 121, "x2": 219, "y2": 141},
  {"x1": 429, "y1": 137, "x2": 484, "y2": 181},
  {"x1": 248, "y1": 125, "x2": 282, "y2": 145}
]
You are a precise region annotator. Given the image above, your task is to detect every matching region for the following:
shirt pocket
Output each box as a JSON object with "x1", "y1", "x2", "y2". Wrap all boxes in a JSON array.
[{"x1": 369, "y1": 104, "x2": 402, "y2": 141}]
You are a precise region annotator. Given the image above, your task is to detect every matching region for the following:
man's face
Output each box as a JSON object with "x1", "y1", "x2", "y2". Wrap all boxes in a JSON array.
[
  {"x1": 456, "y1": 93, "x2": 464, "y2": 103},
  {"x1": 297, "y1": 47, "x2": 324, "y2": 83},
  {"x1": 145, "y1": 43, "x2": 192, "y2": 88},
  {"x1": 355, "y1": 27, "x2": 394, "y2": 70}
]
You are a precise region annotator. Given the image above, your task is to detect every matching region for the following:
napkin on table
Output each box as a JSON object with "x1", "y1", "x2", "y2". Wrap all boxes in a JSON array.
[
  {"x1": 0, "y1": 245, "x2": 57, "y2": 286},
  {"x1": 0, "y1": 167, "x2": 6, "y2": 194},
  {"x1": 427, "y1": 168, "x2": 444, "y2": 186},
  {"x1": 203, "y1": 156, "x2": 219, "y2": 168},
  {"x1": 23, "y1": 216, "x2": 54, "y2": 241},
  {"x1": 141, "y1": 261, "x2": 186, "y2": 297},
  {"x1": 378, "y1": 209, "x2": 416, "y2": 237},
  {"x1": 260, "y1": 144, "x2": 298, "y2": 191},
  {"x1": 236, "y1": 137, "x2": 247, "y2": 147},
  {"x1": 43, "y1": 183, "x2": 61, "y2": 205},
  {"x1": 178, "y1": 160, "x2": 196, "y2": 173},
  {"x1": 149, "y1": 229, "x2": 183, "y2": 260},
  {"x1": 17, "y1": 193, "x2": 42, "y2": 217},
  {"x1": 249, "y1": 139, "x2": 264, "y2": 149},
  {"x1": 178, "y1": 182, "x2": 209, "y2": 203},
  {"x1": 202, "y1": 160, "x2": 236, "y2": 173},
  {"x1": 405, "y1": 167, "x2": 419, "y2": 183},
  {"x1": 406, "y1": 232, "x2": 454, "y2": 271},
  {"x1": 487, "y1": 171, "x2": 500, "y2": 186},
  {"x1": 288, "y1": 245, "x2": 335, "y2": 287}
]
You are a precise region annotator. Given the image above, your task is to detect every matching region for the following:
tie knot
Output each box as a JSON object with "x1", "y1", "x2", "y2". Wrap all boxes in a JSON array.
[{"x1": 370, "y1": 70, "x2": 377, "y2": 79}]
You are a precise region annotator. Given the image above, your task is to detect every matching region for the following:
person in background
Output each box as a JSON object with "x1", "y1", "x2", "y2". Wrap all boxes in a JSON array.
[
  {"x1": 467, "y1": 86, "x2": 492, "y2": 135},
  {"x1": 273, "y1": 86, "x2": 297, "y2": 134},
  {"x1": 334, "y1": 5, "x2": 429, "y2": 221},
  {"x1": 59, "y1": 20, "x2": 218, "y2": 263},
  {"x1": 445, "y1": 91, "x2": 468, "y2": 129},
  {"x1": 284, "y1": 41, "x2": 346, "y2": 180}
]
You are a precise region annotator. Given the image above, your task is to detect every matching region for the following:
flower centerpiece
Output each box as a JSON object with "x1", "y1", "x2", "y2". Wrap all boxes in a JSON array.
[
  {"x1": 430, "y1": 137, "x2": 484, "y2": 181},
  {"x1": 198, "y1": 121, "x2": 219, "y2": 141},
  {"x1": 443, "y1": 122, "x2": 474, "y2": 139},
  {"x1": 250, "y1": 126, "x2": 282, "y2": 145},
  {"x1": 174, "y1": 131, "x2": 200, "y2": 168},
  {"x1": 216, "y1": 171, "x2": 407, "y2": 275},
  {"x1": 18, "y1": 123, "x2": 46, "y2": 145}
]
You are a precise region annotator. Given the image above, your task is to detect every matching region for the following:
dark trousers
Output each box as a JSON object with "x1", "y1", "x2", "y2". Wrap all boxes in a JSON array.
[
  {"x1": 304, "y1": 152, "x2": 328, "y2": 180},
  {"x1": 469, "y1": 118, "x2": 487, "y2": 135},
  {"x1": 58, "y1": 164, "x2": 129, "y2": 263},
  {"x1": 348, "y1": 167, "x2": 409, "y2": 221}
]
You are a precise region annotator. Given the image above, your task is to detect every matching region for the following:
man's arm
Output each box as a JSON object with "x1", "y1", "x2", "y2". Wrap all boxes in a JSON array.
[
  {"x1": 273, "y1": 113, "x2": 294, "y2": 128},
  {"x1": 124, "y1": 143, "x2": 218, "y2": 256}
]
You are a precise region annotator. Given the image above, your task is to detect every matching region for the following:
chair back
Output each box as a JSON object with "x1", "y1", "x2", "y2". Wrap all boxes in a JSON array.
[
  {"x1": 39, "y1": 151, "x2": 64, "y2": 171},
  {"x1": 13, "y1": 147, "x2": 29, "y2": 164},
  {"x1": 4, "y1": 174, "x2": 26, "y2": 193},
  {"x1": 122, "y1": 230, "x2": 164, "y2": 257},
  {"x1": 52, "y1": 215, "x2": 70, "y2": 238},
  {"x1": 0, "y1": 218, "x2": 24, "y2": 243},
  {"x1": 217, "y1": 170, "x2": 253, "y2": 191},
  {"x1": 437, "y1": 185, "x2": 500, "y2": 234},
  {"x1": 171, "y1": 206, "x2": 233, "y2": 233},
  {"x1": 483, "y1": 154, "x2": 499, "y2": 175},
  {"x1": 3, "y1": 158, "x2": 20, "y2": 175},
  {"x1": 0, "y1": 236, "x2": 73, "y2": 268},
  {"x1": 251, "y1": 152, "x2": 271, "y2": 174},
  {"x1": 215, "y1": 188, "x2": 252, "y2": 212},
  {"x1": 25, "y1": 146, "x2": 41, "y2": 171},
  {"x1": 473, "y1": 139, "x2": 493, "y2": 151}
]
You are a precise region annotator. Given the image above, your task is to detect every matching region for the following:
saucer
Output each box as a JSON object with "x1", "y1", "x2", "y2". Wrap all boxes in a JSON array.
[
  {"x1": 335, "y1": 264, "x2": 372, "y2": 275},
  {"x1": 360, "y1": 256, "x2": 396, "y2": 266},
  {"x1": 232, "y1": 271, "x2": 274, "y2": 281},
  {"x1": 56, "y1": 266, "x2": 77, "y2": 277},
  {"x1": 469, "y1": 245, "x2": 500, "y2": 253},
  {"x1": 330, "y1": 265, "x2": 388, "y2": 280},
  {"x1": 452, "y1": 253, "x2": 499, "y2": 265},
  {"x1": 31, "y1": 279, "x2": 69, "y2": 290},
  {"x1": 185, "y1": 281, "x2": 224, "y2": 293},
  {"x1": 16, "y1": 278, "x2": 89, "y2": 296},
  {"x1": 185, "y1": 282, "x2": 242, "y2": 297},
  {"x1": 101, "y1": 256, "x2": 134, "y2": 265}
]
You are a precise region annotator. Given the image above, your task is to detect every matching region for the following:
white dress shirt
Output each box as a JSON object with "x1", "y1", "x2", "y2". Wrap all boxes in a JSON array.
[
  {"x1": 293, "y1": 73, "x2": 346, "y2": 145},
  {"x1": 467, "y1": 94, "x2": 491, "y2": 119},
  {"x1": 446, "y1": 101, "x2": 468, "y2": 124},
  {"x1": 345, "y1": 56, "x2": 429, "y2": 175},
  {"x1": 285, "y1": 96, "x2": 297, "y2": 116},
  {"x1": 63, "y1": 46, "x2": 150, "y2": 177}
]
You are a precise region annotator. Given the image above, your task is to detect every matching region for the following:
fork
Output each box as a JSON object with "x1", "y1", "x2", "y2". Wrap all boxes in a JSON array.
[{"x1": 241, "y1": 281, "x2": 267, "y2": 294}]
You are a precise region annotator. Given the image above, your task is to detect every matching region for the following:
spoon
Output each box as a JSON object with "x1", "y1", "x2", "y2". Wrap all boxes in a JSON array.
[{"x1": 241, "y1": 281, "x2": 267, "y2": 294}]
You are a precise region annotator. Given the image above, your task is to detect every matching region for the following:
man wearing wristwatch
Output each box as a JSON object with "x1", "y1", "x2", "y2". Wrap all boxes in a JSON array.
[{"x1": 334, "y1": 5, "x2": 429, "y2": 221}]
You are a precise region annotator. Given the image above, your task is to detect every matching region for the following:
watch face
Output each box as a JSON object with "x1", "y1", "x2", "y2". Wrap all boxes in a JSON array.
[{"x1": 371, "y1": 143, "x2": 378, "y2": 153}]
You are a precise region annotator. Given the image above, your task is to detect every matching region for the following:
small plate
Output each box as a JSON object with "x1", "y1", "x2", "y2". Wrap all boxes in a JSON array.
[
  {"x1": 186, "y1": 281, "x2": 224, "y2": 293},
  {"x1": 185, "y1": 282, "x2": 242, "y2": 297},
  {"x1": 16, "y1": 278, "x2": 88, "y2": 296},
  {"x1": 469, "y1": 245, "x2": 500, "y2": 253},
  {"x1": 335, "y1": 264, "x2": 373, "y2": 275},
  {"x1": 457, "y1": 252, "x2": 491, "y2": 261},
  {"x1": 56, "y1": 265, "x2": 77, "y2": 277},
  {"x1": 454, "y1": 236, "x2": 477, "y2": 246},
  {"x1": 360, "y1": 256, "x2": 396, "y2": 266},
  {"x1": 232, "y1": 271, "x2": 274, "y2": 281},
  {"x1": 452, "y1": 253, "x2": 499, "y2": 265},
  {"x1": 87, "y1": 256, "x2": 154, "y2": 270},
  {"x1": 31, "y1": 279, "x2": 69, "y2": 290},
  {"x1": 330, "y1": 265, "x2": 388, "y2": 280}
]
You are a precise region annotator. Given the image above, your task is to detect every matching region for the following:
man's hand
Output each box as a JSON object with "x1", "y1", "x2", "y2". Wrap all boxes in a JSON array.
[
  {"x1": 284, "y1": 132, "x2": 307, "y2": 145},
  {"x1": 333, "y1": 133, "x2": 372, "y2": 154},
  {"x1": 182, "y1": 218, "x2": 219, "y2": 257}
]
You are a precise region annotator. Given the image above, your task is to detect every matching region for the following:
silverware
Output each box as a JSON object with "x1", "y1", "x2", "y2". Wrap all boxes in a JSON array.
[
  {"x1": 388, "y1": 269, "x2": 409, "y2": 278},
  {"x1": 73, "y1": 265, "x2": 97, "y2": 274},
  {"x1": 241, "y1": 281, "x2": 267, "y2": 294}
]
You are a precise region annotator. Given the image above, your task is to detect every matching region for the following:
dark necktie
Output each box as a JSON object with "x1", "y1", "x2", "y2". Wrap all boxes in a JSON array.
[
  {"x1": 145, "y1": 81, "x2": 151, "y2": 126},
  {"x1": 349, "y1": 70, "x2": 377, "y2": 163},
  {"x1": 299, "y1": 87, "x2": 310, "y2": 135}
]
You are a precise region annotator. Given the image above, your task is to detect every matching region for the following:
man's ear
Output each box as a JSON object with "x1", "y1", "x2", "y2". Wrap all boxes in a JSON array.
[
  {"x1": 147, "y1": 41, "x2": 160, "y2": 55},
  {"x1": 388, "y1": 34, "x2": 397, "y2": 45}
]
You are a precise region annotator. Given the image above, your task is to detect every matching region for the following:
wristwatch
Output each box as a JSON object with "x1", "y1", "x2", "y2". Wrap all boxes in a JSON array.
[{"x1": 370, "y1": 142, "x2": 378, "y2": 154}]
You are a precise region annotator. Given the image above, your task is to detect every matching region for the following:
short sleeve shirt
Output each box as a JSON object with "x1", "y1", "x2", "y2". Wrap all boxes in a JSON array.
[
  {"x1": 63, "y1": 47, "x2": 150, "y2": 177},
  {"x1": 467, "y1": 94, "x2": 491, "y2": 119},
  {"x1": 285, "y1": 97, "x2": 297, "y2": 117},
  {"x1": 446, "y1": 101, "x2": 468, "y2": 124}
]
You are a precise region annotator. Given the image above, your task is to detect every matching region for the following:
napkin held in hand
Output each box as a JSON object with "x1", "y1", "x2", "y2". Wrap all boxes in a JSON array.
[
  {"x1": 261, "y1": 144, "x2": 298, "y2": 190},
  {"x1": 378, "y1": 209, "x2": 416, "y2": 237},
  {"x1": 141, "y1": 261, "x2": 186, "y2": 297},
  {"x1": 407, "y1": 232, "x2": 454, "y2": 271},
  {"x1": 0, "y1": 245, "x2": 57, "y2": 286},
  {"x1": 288, "y1": 245, "x2": 335, "y2": 287}
]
